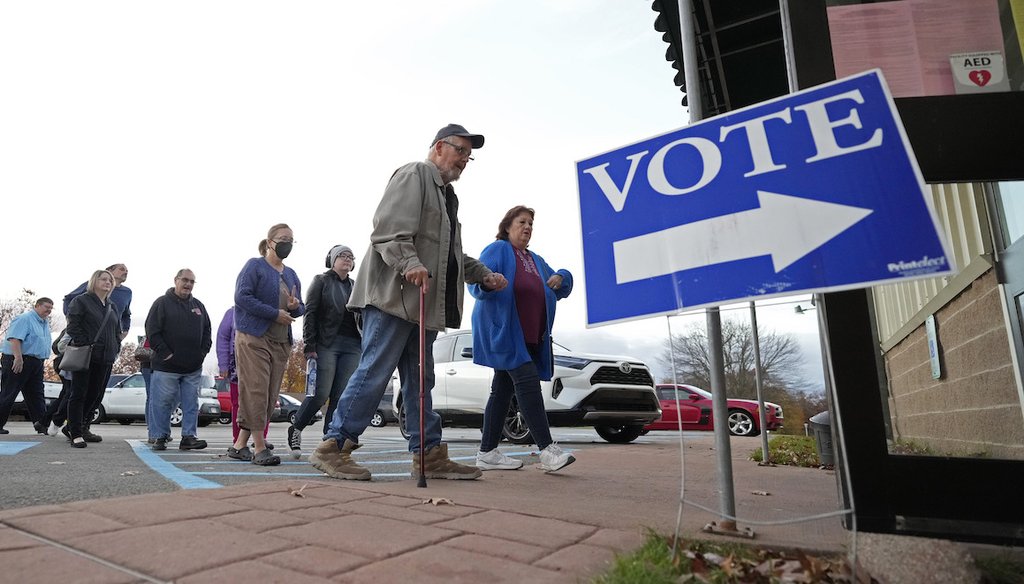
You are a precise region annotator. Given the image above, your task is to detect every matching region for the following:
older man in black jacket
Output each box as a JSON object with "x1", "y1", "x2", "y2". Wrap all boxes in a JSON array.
[{"x1": 145, "y1": 269, "x2": 212, "y2": 451}]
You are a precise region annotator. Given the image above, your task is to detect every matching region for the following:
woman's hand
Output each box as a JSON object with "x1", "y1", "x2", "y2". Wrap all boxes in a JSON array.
[
  {"x1": 286, "y1": 285, "x2": 300, "y2": 311},
  {"x1": 547, "y1": 274, "x2": 563, "y2": 290},
  {"x1": 276, "y1": 309, "x2": 296, "y2": 325}
]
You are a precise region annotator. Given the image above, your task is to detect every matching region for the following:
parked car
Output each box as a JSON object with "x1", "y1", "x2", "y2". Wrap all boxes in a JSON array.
[
  {"x1": 393, "y1": 329, "x2": 661, "y2": 444},
  {"x1": 644, "y1": 384, "x2": 784, "y2": 437},
  {"x1": 11, "y1": 381, "x2": 63, "y2": 419},
  {"x1": 214, "y1": 377, "x2": 232, "y2": 424},
  {"x1": 270, "y1": 393, "x2": 323, "y2": 425},
  {"x1": 94, "y1": 372, "x2": 220, "y2": 426},
  {"x1": 369, "y1": 385, "x2": 399, "y2": 428}
]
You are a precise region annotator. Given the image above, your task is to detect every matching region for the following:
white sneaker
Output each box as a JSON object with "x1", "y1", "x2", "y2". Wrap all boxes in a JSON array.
[
  {"x1": 476, "y1": 449, "x2": 524, "y2": 470},
  {"x1": 538, "y1": 444, "x2": 575, "y2": 473},
  {"x1": 47, "y1": 422, "x2": 61, "y2": 436}
]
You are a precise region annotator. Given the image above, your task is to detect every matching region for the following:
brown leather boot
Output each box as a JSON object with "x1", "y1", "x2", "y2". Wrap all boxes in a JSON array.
[
  {"x1": 310, "y1": 438, "x2": 371, "y2": 480},
  {"x1": 412, "y1": 443, "x2": 482, "y2": 480}
]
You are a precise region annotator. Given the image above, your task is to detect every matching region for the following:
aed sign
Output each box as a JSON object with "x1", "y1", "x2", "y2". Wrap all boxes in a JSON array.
[
  {"x1": 576, "y1": 69, "x2": 955, "y2": 327},
  {"x1": 950, "y1": 51, "x2": 1010, "y2": 94}
]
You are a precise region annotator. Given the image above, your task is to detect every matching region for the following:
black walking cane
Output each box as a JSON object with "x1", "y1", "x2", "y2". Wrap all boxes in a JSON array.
[{"x1": 417, "y1": 281, "x2": 427, "y2": 488}]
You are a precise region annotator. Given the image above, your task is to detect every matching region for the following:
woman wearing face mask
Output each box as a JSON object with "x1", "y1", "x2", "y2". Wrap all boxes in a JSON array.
[
  {"x1": 229, "y1": 223, "x2": 305, "y2": 466},
  {"x1": 64, "y1": 270, "x2": 122, "y2": 448},
  {"x1": 287, "y1": 244, "x2": 362, "y2": 459}
]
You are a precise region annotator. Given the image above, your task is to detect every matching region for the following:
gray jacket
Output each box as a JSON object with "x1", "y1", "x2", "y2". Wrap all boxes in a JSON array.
[{"x1": 348, "y1": 160, "x2": 492, "y2": 331}]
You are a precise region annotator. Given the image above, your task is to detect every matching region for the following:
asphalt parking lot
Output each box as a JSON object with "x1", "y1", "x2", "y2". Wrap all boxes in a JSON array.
[{"x1": 0, "y1": 419, "x2": 704, "y2": 509}]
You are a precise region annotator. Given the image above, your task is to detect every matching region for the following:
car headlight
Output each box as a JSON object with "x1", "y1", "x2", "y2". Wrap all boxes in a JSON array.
[{"x1": 554, "y1": 356, "x2": 591, "y2": 370}]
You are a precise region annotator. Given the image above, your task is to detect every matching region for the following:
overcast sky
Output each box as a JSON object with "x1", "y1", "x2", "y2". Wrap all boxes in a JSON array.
[{"x1": 0, "y1": 1, "x2": 824, "y2": 388}]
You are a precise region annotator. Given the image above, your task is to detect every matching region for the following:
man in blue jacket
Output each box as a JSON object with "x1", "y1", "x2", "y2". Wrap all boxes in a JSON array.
[
  {"x1": 63, "y1": 263, "x2": 132, "y2": 340},
  {"x1": 145, "y1": 269, "x2": 212, "y2": 451}
]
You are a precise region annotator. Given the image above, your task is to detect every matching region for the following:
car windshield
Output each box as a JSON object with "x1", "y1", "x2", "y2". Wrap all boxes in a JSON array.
[
  {"x1": 687, "y1": 386, "x2": 712, "y2": 399},
  {"x1": 281, "y1": 394, "x2": 301, "y2": 406},
  {"x1": 199, "y1": 375, "x2": 215, "y2": 389}
]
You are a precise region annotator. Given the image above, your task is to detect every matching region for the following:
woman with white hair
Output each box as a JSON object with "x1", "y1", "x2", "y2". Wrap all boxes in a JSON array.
[{"x1": 287, "y1": 244, "x2": 362, "y2": 459}]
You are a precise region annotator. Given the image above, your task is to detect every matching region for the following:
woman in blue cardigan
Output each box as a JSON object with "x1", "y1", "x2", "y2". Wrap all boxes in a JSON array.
[
  {"x1": 469, "y1": 206, "x2": 575, "y2": 473},
  {"x1": 230, "y1": 223, "x2": 305, "y2": 466}
]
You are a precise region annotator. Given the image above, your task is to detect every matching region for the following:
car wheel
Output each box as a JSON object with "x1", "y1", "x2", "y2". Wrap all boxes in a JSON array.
[
  {"x1": 219, "y1": 414, "x2": 232, "y2": 425},
  {"x1": 170, "y1": 407, "x2": 183, "y2": 427},
  {"x1": 595, "y1": 424, "x2": 644, "y2": 444},
  {"x1": 91, "y1": 406, "x2": 105, "y2": 424},
  {"x1": 369, "y1": 411, "x2": 385, "y2": 428},
  {"x1": 117, "y1": 419, "x2": 132, "y2": 426},
  {"x1": 727, "y1": 409, "x2": 759, "y2": 436},
  {"x1": 397, "y1": 400, "x2": 411, "y2": 440},
  {"x1": 289, "y1": 412, "x2": 297, "y2": 426},
  {"x1": 501, "y1": 399, "x2": 533, "y2": 444}
]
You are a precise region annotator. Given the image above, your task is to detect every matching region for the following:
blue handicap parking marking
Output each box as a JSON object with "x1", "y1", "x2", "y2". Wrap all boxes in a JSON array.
[
  {"x1": 127, "y1": 439, "x2": 222, "y2": 490},
  {"x1": 0, "y1": 442, "x2": 40, "y2": 455}
]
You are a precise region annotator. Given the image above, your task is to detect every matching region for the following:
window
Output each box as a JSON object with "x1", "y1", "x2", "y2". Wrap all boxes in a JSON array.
[
  {"x1": 453, "y1": 334, "x2": 474, "y2": 362},
  {"x1": 826, "y1": 0, "x2": 1023, "y2": 98},
  {"x1": 433, "y1": 335, "x2": 455, "y2": 364}
]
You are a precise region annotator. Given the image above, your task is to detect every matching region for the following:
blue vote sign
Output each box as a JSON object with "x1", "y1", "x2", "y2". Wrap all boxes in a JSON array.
[{"x1": 576, "y1": 70, "x2": 955, "y2": 327}]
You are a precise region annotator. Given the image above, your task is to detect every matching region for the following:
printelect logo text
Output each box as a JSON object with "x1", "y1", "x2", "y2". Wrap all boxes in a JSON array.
[{"x1": 887, "y1": 256, "x2": 946, "y2": 273}]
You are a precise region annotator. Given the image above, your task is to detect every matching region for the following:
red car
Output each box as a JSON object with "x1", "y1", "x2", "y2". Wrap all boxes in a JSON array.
[
  {"x1": 644, "y1": 384, "x2": 783, "y2": 436},
  {"x1": 215, "y1": 376, "x2": 282, "y2": 425}
]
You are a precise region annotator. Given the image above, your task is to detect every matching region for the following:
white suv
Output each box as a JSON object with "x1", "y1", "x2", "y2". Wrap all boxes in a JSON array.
[
  {"x1": 96, "y1": 373, "x2": 221, "y2": 426},
  {"x1": 394, "y1": 329, "x2": 661, "y2": 444}
]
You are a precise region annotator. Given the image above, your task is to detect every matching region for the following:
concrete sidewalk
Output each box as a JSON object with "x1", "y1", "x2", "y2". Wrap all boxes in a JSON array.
[{"x1": 0, "y1": 438, "x2": 850, "y2": 583}]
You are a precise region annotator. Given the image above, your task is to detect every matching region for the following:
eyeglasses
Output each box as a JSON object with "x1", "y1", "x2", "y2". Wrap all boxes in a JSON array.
[
  {"x1": 273, "y1": 239, "x2": 296, "y2": 244},
  {"x1": 440, "y1": 140, "x2": 474, "y2": 161},
  {"x1": 338, "y1": 253, "x2": 355, "y2": 260}
]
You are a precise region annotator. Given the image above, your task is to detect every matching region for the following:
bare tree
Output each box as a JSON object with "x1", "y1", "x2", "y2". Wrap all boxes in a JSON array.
[
  {"x1": 0, "y1": 288, "x2": 38, "y2": 334},
  {"x1": 281, "y1": 340, "x2": 307, "y2": 394},
  {"x1": 113, "y1": 342, "x2": 141, "y2": 375},
  {"x1": 658, "y1": 319, "x2": 807, "y2": 399}
]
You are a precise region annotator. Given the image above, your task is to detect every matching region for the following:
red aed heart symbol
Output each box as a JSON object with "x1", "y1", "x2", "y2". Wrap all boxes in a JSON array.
[{"x1": 969, "y1": 69, "x2": 991, "y2": 87}]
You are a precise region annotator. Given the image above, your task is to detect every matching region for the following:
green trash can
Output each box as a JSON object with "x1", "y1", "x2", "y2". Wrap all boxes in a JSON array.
[{"x1": 809, "y1": 411, "x2": 834, "y2": 466}]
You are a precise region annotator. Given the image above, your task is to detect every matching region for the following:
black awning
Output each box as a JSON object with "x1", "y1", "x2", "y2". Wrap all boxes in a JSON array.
[{"x1": 651, "y1": 0, "x2": 790, "y2": 116}]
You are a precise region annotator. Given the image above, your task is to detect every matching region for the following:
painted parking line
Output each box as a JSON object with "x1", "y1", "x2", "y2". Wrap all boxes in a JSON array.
[
  {"x1": 127, "y1": 440, "x2": 221, "y2": 490},
  {"x1": 0, "y1": 442, "x2": 39, "y2": 455},
  {"x1": 193, "y1": 471, "x2": 413, "y2": 478},
  {"x1": 128, "y1": 439, "x2": 558, "y2": 487}
]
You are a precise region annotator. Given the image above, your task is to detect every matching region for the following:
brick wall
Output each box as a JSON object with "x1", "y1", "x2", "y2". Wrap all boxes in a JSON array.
[{"x1": 884, "y1": 268, "x2": 1024, "y2": 459}]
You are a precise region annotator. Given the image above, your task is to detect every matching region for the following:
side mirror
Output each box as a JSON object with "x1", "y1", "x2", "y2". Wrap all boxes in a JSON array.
[
  {"x1": 460, "y1": 347, "x2": 473, "y2": 358},
  {"x1": 689, "y1": 394, "x2": 702, "y2": 401}
]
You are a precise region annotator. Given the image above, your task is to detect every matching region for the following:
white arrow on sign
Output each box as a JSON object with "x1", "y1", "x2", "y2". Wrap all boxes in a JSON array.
[{"x1": 612, "y1": 191, "x2": 873, "y2": 284}]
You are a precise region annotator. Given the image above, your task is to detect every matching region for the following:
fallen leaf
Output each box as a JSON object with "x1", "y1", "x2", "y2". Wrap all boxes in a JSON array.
[
  {"x1": 120, "y1": 471, "x2": 138, "y2": 476},
  {"x1": 289, "y1": 484, "x2": 309, "y2": 497},
  {"x1": 751, "y1": 490, "x2": 771, "y2": 496},
  {"x1": 49, "y1": 461, "x2": 66, "y2": 465},
  {"x1": 422, "y1": 497, "x2": 454, "y2": 506}
]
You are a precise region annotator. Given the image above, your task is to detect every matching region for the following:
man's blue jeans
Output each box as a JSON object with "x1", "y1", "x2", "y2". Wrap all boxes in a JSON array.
[
  {"x1": 149, "y1": 369, "x2": 201, "y2": 439},
  {"x1": 326, "y1": 306, "x2": 440, "y2": 452},
  {"x1": 294, "y1": 334, "x2": 361, "y2": 436}
]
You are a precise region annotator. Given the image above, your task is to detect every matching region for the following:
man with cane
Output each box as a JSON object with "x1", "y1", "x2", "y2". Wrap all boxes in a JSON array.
[{"x1": 310, "y1": 123, "x2": 507, "y2": 482}]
